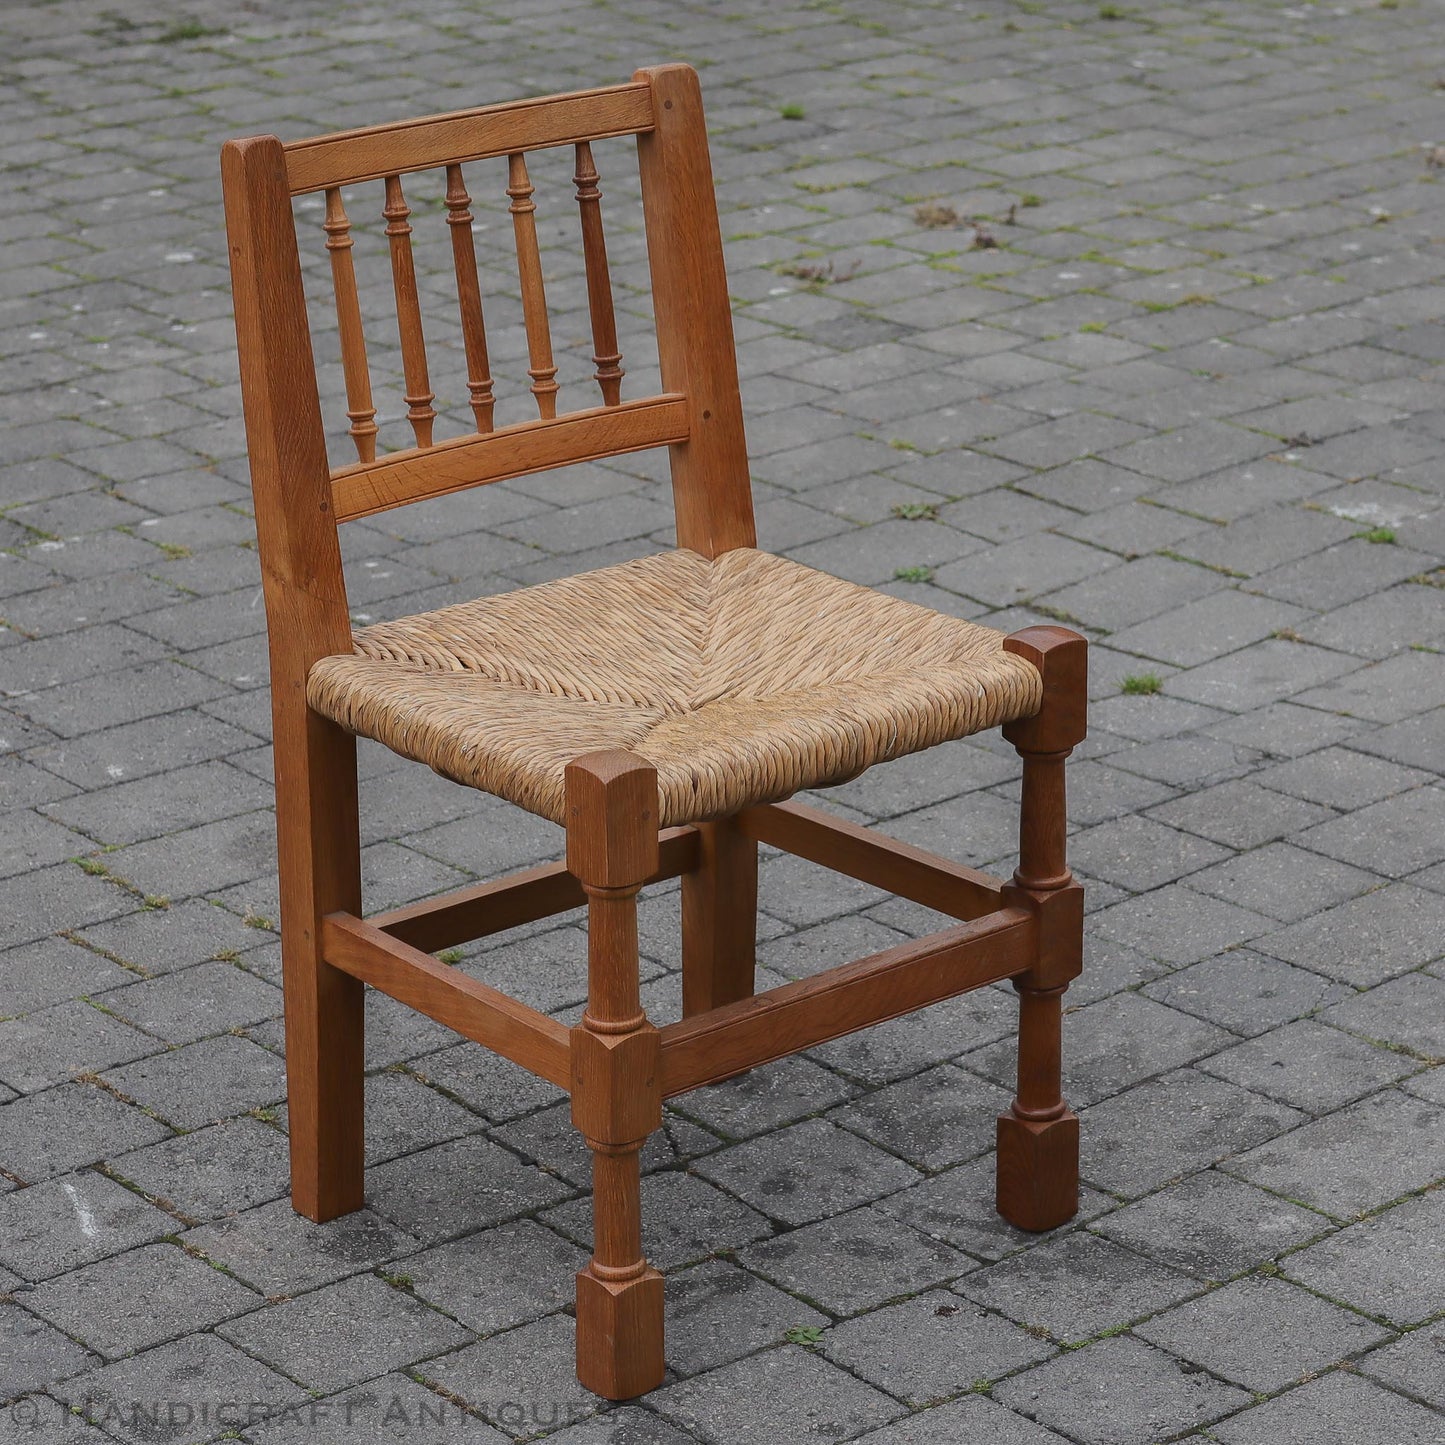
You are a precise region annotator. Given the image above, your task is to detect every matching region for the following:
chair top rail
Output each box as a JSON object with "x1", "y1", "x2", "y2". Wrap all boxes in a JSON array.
[{"x1": 283, "y1": 82, "x2": 655, "y2": 194}]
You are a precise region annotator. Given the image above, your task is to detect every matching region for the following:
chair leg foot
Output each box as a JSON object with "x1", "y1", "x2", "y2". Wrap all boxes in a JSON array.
[
  {"x1": 575, "y1": 1265, "x2": 665, "y2": 1400},
  {"x1": 995, "y1": 1108, "x2": 1079, "y2": 1232}
]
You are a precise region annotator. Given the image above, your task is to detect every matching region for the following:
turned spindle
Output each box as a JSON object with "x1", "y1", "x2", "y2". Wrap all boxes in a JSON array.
[
  {"x1": 573, "y1": 142, "x2": 625, "y2": 407},
  {"x1": 382, "y1": 174, "x2": 436, "y2": 449},
  {"x1": 322, "y1": 188, "x2": 378, "y2": 462},
  {"x1": 507, "y1": 152, "x2": 560, "y2": 420},
  {"x1": 444, "y1": 164, "x2": 496, "y2": 435}
]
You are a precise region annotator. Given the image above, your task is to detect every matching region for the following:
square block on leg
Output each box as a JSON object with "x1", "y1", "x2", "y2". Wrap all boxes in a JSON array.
[
  {"x1": 575, "y1": 1265, "x2": 665, "y2": 1400},
  {"x1": 996, "y1": 1110, "x2": 1079, "y2": 1232}
]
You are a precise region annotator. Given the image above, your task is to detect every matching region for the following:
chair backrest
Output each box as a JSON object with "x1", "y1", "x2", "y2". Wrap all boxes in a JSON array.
[{"x1": 221, "y1": 65, "x2": 755, "y2": 705}]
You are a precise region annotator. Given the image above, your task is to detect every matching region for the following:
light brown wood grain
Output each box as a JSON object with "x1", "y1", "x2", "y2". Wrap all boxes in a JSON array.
[
  {"x1": 374, "y1": 825, "x2": 699, "y2": 953},
  {"x1": 681, "y1": 818, "x2": 757, "y2": 1018},
  {"x1": 508, "y1": 152, "x2": 560, "y2": 420},
  {"x1": 222, "y1": 133, "x2": 365, "y2": 1223},
  {"x1": 444, "y1": 164, "x2": 496, "y2": 435},
  {"x1": 737, "y1": 799, "x2": 1005, "y2": 920},
  {"x1": 284, "y1": 84, "x2": 655, "y2": 194},
  {"x1": 322, "y1": 188, "x2": 378, "y2": 463},
  {"x1": 573, "y1": 141, "x2": 624, "y2": 407},
  {"x1": 634, "y1": 64, "x2": 754, "y2": 557},
  {"x1": 328, "y1": 394, "x2": 688, "y2": 521},
  {"x1": 660, "y1": 908, "x2": 1033, "y2": 1096},
  {"x1": 322, "y1": 912, "x2": 570, "y2": 1087},
  {"x1": 382, "y1": 174, "x2": 436, "y2": 449}
]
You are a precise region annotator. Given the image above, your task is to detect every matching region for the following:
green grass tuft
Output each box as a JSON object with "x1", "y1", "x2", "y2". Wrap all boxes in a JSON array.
[
  {"x1": 1121, "y1": 673, "x2": 1162, "y2": 696},
  {"x1": 779, "y1": 103, "x2": 806, "y2": 120}
]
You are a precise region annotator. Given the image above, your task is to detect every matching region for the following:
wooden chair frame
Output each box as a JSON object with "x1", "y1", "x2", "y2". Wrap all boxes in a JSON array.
[{"x1": 222, "y1": 64, "x2": 1085, "y2": 1402}]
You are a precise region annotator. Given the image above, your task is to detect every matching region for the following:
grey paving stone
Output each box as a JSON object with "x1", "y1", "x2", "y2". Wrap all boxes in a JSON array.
[
  {"x1": 0, "y1": 1170, "x2": 175, "y2": 1282},
  {"x1": 827, "y1": 1063, "x2": 1012, "y2": 1172},
  {"x1": 739, "y1": 1205, "x2": 971, "y2": 1316},
  {"x1": 693, "y1": 1118, "x2": 920, "y2": 1226},
  {"x1": 1079, "y1": 1068, "x2": 1306, "y2": 1198},
  {"x1": 1167, "y1": 637, "x2": 1362, "y2": 713},
  {"x1": 1092, "y1": 1170, "x2": 1328, "y2": 1281},
  {"x1": 821, "y1": 1288, "x2": 1053, "y2": 1404},
  {"x1": 808, "y1": 988, "x2": 1015, "y2": 1086},
  {"x1": 0, "y1": 936, "x2": 134, "y2": 1019},
  {"x1": 1354, "y1": 710, "x2": 1445, "y2": 775},
  {"x1": 872, "y1": 1150, "x2": 1109, "y2": 1265},
  {"x1": 543, "y1": 1170, "x2": 770, "y2": 1273},
  {"x1": 412, "y1": 1313, "x2": 598, "y2": 1438},
  {"x1": 1324, "y1": 971, "x2": 1445, "y2": 1059},
  {"x1": 101, "y1": 1034, "x2": 285, "y2": 1130},
  {"x1": 218, "y1": 1272, "x2": 471, "y2": 1394},
  {"x1": 1209, "y1": 1371, "x2": 1444, "y2": 1445},
  {"x1": 672, "y1": 1055, "x2": 857, "y2": 1138},
  {"x1": 402, "y1": 1220, "x2": 586, "y2": 1337},
  {"x1": 535, "y1": 1407, "x2": 690, "y2": 1445},
  {"x1": 1358, "y1": 1327, "x2": 1445, "y2": 1411},
  {"x1": 1135, "y1": 1275, "x2": 1391, "y2": 1392},
  {"x1": 1257, "y1": 746, "x2": 1434, "y2": 811},
  {"x1": 1105, "y1": 591, "x2": 1308, "y2": 669},
  {"x1": 955, "y1": 1231, "x2": 1198, "y2": 1345},
  {"x1": 0, "y1": 1302, "x2": 100, "y2": 1402},
  {"x1": 852, "y1": 1395, "x2": 1073, "y2": 1444},
  {"x1": 58, "y1": 1333, "x2": 301, "y2": 1445},
  {"x1": 1228, "y1": 1090, "x2": 1445, "y2": 1221},
  {"x1": 1142, "y1": 949, "x2": 1344, "y2": 1037},
  {"x1": 27, "y1": 1242, "x2": 259, "y2": 1360},
  {"x1": 0, "y1": 866, "x2": 138, "y2": 954},
  {"x1": 242, "y1": 1371, "x2": 509, "y2": 1445},
  {"x1": 0, "y1": 1081, "x2": 171, "y2": 1184},
  {"x1": 490, "y1": 1099, "x2": 716, "y2": 1190},
  {"x1": 75, "y1": 897, "x2": 265, "y2": 975},
  {"x1": 0, "y1": 1393, "x2": 111, "y2": 1443},
  {"x1": 1092, "y1": 885, "x2": 1277, "y2": 966},
  {"x1": 993, "y1": 1335, "x2": 1251, "y2": 1445},
  {"x1": 107, "y1": 1116, "x2": 289, "y2": 1222},
  {"x1": 367, "y1": 1133, "x2": 571, "y2": 1244},
  {"x1": 1069, "y1": 814, "x2": 1229, "y2": 893},
  {"x1": 1284, "y1": 1185, "x2": 1445, "y2": 1326},
  {"x1": 1186, "y1": 843, "x2": 1381, "y2": 924},
  {"x1": 1298, "y1": 786, "x2": 1445, "y2": 877},
  {"x1": 1200, "y1": 1019, "x2": 1417, "y2": 1112},
  {"x1": 99, "y1": 960, "x2": 280, "y2": 1044},
  {"x1": 408, "y1": 1039, "x2": 567, "y2": 1123},
  {"x1": 654, "y1": 1344, "x2": 904, "y2": 1445},
  {"x1": 362, "y1": 1069, "x2": 481, "y2": 1166},
  {"x1": 1256, "y1": 884, "x2": 1445, "y2": 986},
  {"x1": 664, "y1": 1257, "x2": 827, "y2": 1377},
  {"x1": 966, "y1": 993, "x2": 1231, "y2": 1111},
  {"x1": 1144, "y1": 778, "x2": 1333, "y2": 850},
  {"x1": 182, "y1": 1198, "x2": 417, "y2": 1297},
  {"x1": 0, "y1": 999, "x2": 156, "y2": 1094}
]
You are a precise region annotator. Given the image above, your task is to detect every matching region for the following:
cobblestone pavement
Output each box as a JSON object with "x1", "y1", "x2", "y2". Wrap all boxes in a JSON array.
[{"x1": 2, "y1": 1, "x2": 1444, "y2": 1442}]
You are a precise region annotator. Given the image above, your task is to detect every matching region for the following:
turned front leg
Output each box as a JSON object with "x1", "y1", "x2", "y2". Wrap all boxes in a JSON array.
[
  {"x1": 997, "y1": 627, "x2": 1087, "y2": 1233},
  {"x1": 566, "y1": 751, "x2": 665, "y2": 1400}
]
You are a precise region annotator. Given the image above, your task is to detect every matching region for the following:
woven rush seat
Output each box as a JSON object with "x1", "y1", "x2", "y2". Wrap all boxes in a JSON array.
[{"x1": 308, "y1": 546, "x2": 1044, "y2": 829}]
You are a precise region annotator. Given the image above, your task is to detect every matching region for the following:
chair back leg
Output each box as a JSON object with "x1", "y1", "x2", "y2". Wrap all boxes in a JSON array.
[
  {"x1": 681, "y1": 817, "x2": 758, "y2": 1016},
  {"x1": 280, "y1": 710, "x2": 366, "y2": 1221},
  {"x1": 565, "y1": 751, "x2": 666, "y2": 1399}
]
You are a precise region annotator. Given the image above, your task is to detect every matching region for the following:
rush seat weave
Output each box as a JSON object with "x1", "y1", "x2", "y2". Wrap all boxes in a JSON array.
[{"x1": 308, "y1": 546, "x2": 1045, "y2": 829}]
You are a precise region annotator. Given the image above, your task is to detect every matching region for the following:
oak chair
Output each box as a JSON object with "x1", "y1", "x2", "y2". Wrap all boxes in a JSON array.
[{"x1": 221, "y1": 64, "x2": 1086, "y2": 1402}]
